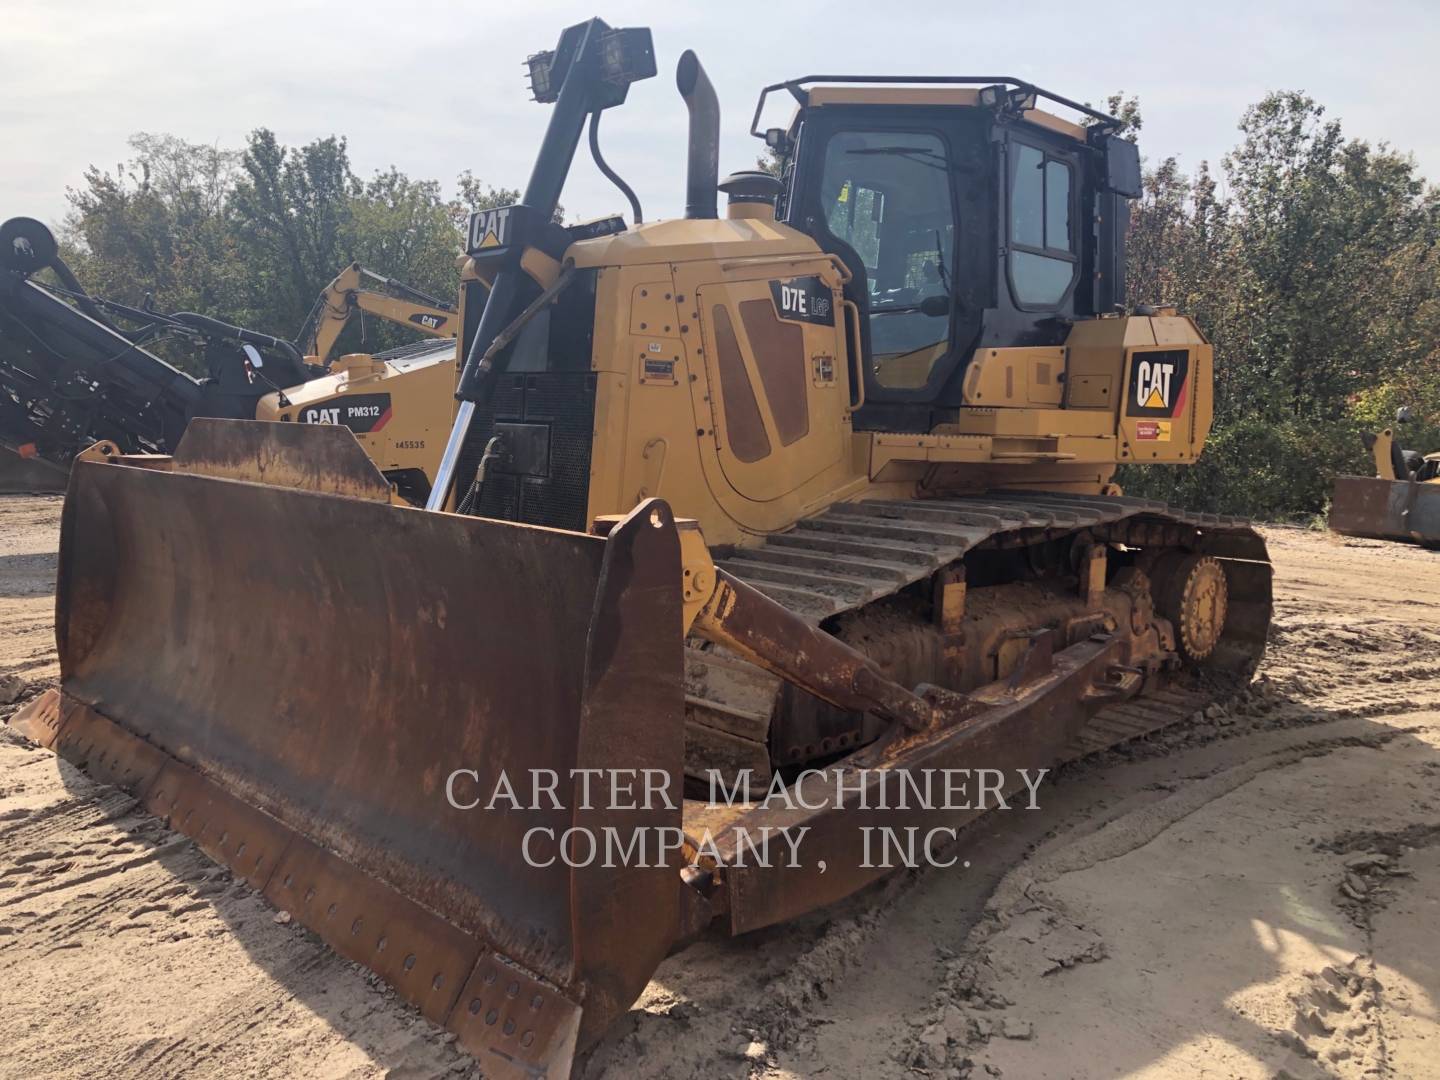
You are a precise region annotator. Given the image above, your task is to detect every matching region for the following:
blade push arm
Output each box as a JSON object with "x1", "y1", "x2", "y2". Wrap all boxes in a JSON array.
[{"x1": 670, "y1": 520, "x2": 941, "y2": 732}]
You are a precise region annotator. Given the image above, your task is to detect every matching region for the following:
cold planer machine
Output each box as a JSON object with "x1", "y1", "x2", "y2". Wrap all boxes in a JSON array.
[{"x1": 13, "y1": 18, "x2": 1272, "y2": 1078}]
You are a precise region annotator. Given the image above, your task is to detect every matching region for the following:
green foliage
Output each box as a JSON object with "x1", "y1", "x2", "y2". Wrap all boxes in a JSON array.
[
  {"x1": 1119, "y1": 414, "x2": 1365, "y2": 520},
  {"x1": 1085, "y1": 92, "x2": 1142, "y2": 143},
  {"x1": 756, "y1": 146, "x2": 785, "y2": 177},
  {"x1": 61, "y1": 133, "x2": 244, "y2": 324},
  {"x1": 451, "y1": 170, "x2": 523, "y2": 229},
  {"x1": 1120, "y1": 91, "x2": 1440, "y2": 519},
  {"x1": 229, "y1": 130, "x2": 360, "y2": 335},
  {"x1": 59, "y1": 131, "x2": 529, "y2": 373}
]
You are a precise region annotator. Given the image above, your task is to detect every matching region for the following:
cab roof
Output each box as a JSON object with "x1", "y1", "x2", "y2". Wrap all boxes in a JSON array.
[
  {"x1": 803, "y1": 86, "x2": 1088, "y2": 142},
  {"x1": 751, "y1": 76, "x2": 1119, "y2": 147}
]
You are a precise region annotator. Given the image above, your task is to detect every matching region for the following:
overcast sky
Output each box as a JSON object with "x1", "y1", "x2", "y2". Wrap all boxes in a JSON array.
[{"x1": 4, "y1": 0, "x2": 1438, "y2": 230}]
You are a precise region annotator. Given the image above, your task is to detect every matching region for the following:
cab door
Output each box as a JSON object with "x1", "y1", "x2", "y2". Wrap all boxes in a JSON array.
[{"x1": 787, "y1": 111, "x2": 985, "y2": 417}]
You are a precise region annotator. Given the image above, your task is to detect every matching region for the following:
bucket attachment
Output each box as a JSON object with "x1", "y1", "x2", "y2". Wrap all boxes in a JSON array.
[
  {"x1": 16, "y1": 420, "x2": 686, "y2": 1078},
  {"x1": 1331, "y1": 475, "x2": 1440, "y2": 546}
]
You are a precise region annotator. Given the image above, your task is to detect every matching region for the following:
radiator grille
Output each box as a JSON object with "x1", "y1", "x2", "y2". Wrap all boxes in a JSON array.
[
  {"x1": 459, "y1": 372, "x2": 597, "y2": 530},
  {"x1": 454, "y1": 270, "x2": 598, "y2": 530}
]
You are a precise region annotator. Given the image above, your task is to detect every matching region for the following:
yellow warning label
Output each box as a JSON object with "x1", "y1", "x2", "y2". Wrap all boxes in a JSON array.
[{"x1": 838, "y1": 181, "x2": 850, "y2": 204}]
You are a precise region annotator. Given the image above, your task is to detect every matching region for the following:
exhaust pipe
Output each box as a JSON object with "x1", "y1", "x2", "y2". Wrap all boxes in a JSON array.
[{"x1": 676, "y1": 50, "x2": 719, "y2": 220}]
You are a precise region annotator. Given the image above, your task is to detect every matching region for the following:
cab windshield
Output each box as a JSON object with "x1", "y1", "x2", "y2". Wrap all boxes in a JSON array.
[{"x1": 820, "y1": 130, "x2": 955, "y2": 388}]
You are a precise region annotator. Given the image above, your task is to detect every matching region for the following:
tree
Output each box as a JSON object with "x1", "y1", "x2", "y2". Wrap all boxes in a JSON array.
[
  {"x1": 62, "y1": 134, "x2": 242, "y2": 312},
  {"x1": 228, "y1": 129, "x2": 362, "y2": 336},
  {"x1": 60, "y1": 134, "x2": 246, "y2": 371},
  {"x1": 1087, "y1": 92, "x2": 1142, "y2": 143},
  {"x1": 1120, "y1": 92, "x2": 1440, "y2": 518}
]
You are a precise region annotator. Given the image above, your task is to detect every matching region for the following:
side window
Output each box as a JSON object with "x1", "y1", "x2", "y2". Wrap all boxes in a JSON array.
[
  {"x1": 820, "y1": 130, "x2": 955, "y2": 390},
  {"x1": 1008, "y1": 143, "x2": 1076, "y2": 308}
]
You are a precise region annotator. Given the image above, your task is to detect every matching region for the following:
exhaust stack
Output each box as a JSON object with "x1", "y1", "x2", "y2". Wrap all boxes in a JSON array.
[{"x1": 676, "y1": 50, "x2": 719, "y2": 220}]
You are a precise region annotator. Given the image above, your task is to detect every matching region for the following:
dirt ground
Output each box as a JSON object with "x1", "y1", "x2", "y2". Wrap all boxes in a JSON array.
[{"x1": 2, "y1": 492, "x2": 1438, "y2": 1080}]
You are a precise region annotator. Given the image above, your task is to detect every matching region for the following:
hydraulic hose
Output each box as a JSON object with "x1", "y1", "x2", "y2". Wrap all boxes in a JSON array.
[{"x1": 588, "y1": 111, "x2": 643, "y2": 224}]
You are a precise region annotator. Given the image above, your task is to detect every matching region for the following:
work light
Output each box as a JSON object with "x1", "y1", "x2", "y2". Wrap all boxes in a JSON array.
[
  {"x1": 526, "y1": 50, "x2": 558, "y2": 103},
  {"x1": 597, "y1": 27, "x2": 655, "y2": 86}
]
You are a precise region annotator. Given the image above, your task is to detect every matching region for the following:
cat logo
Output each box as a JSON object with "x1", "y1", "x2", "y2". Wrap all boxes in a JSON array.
[
  {"x1": 298, "y1": 393, "x2": 393, "y2": 434},
  {"x1": 1127, "y1": 349, "x2": 1191, "y2": 419},
  {"x1": 467, "y1": 206, "x2": 512, "y2": 253},
  {"x1": 1138, "y1": 363, "x2": 1172, "y2": 409},
  {"x1": 409, "y1": 313, "x2": 448, "y2": 331}
]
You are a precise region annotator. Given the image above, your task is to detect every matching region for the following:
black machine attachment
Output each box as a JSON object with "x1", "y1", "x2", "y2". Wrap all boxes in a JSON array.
[{"x1": 0, "y1": 217, "x2": 319, "y2": 469}]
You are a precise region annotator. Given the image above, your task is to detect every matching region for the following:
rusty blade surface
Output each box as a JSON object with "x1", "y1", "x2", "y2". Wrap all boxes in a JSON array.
[
  {"x1": 169, "y1": 417, "x2": 395, "y2": 500},
  {"x1": 449, "y1": 952, "x2": 584, "y2": 1077},
  {"x1": 1331, "y1": 475, "x2": 1440, "y2": 545},
  {"x1": 39, "y1": 423, "x2": 687, "y2": 1071},
  {"x1": 12, "y1": 688, "x2": 596, "y2": 1080},
  {"x1": 9, "y1": 686, "x2": 65, "y2": 748},
  {"x1": 59, "y1": 458, "x2": 603, "y2": 979}
]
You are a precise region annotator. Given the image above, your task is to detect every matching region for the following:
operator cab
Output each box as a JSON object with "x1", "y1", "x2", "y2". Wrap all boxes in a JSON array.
[{"x1": 763, "y1": 80, "x2": 1140, "y2": 432}]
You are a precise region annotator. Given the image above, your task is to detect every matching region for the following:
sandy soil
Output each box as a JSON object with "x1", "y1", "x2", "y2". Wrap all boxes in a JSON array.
[{"x1": 1, "y1": 493, "x2": 1437, "y2": 1079}]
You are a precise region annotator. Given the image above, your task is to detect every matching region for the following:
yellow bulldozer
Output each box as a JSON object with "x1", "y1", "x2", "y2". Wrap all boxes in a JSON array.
[
  {"x1": 12, "y1": 18, "x2": 1272, "y2": 1078},
  {"x1": 1330, "y1": 408, "x2": 1440, "y2": 545}
]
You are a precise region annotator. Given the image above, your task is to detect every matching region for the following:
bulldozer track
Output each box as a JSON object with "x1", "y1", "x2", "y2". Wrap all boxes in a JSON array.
[
  {"x1": 717, "y1": 491, "x2": 1259, "y2": 622},
  {"x1": 685, "y1": 492, "x2": 1272, "y2": 780}
]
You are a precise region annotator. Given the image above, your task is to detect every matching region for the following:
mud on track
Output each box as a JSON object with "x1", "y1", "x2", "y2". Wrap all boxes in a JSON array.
[{"x1": 1, "y1": 494, "x2": 1438, "y2": 1079}]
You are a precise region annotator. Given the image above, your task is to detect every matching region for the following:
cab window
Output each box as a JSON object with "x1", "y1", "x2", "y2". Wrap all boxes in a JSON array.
[
  {"x1": 820, "y1": 130, "x2": 955, "y2": 389},
  {"x1": 1008, "y1": 143, "x2": 1076, "y2": 308}
]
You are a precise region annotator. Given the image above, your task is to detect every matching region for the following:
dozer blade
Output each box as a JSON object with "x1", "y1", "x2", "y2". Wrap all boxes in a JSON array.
[
  {"x1": 12, "y1": 420, "x2": 687, "y2": 1078},
  {"x1": 1331, "y1": 474, "x2": 1440, "y2": 546}
]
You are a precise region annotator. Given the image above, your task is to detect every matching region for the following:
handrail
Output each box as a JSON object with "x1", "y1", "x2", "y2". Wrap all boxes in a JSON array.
[{"x1": 749, "y1": 74, "x2": 1122, "y2": 140}]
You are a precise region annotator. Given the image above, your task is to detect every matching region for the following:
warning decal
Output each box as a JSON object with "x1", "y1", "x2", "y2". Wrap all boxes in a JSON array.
[{"x1": 1127, "y1": 349, "x2": 1191, "y2": 419}]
